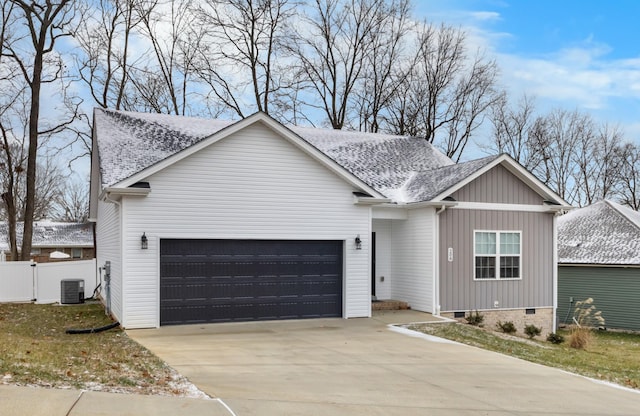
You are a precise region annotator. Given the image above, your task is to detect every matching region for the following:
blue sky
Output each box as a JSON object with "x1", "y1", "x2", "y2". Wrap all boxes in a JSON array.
[{"x1": 416, "y1": 0, "x2": 640, "y2": 140}]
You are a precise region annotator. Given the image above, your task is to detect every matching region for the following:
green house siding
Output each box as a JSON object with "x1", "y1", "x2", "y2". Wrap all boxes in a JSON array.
[{"x1": 558, "y1": 266, "x2": 640, "y2": 331}]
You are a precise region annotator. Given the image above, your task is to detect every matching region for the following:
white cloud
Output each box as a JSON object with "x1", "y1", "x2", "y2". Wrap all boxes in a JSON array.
[{"x1": 422, "y1": 8, "x2": 640, "y2": 136}]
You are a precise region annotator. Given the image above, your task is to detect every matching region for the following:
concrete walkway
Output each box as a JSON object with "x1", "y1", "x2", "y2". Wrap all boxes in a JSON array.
[
  {"x1": 0, "y1": 384, "x2": 232, "y2": 416},
  {"x1": 127, "y1": 310, "x2": 640, "y2": 415}
]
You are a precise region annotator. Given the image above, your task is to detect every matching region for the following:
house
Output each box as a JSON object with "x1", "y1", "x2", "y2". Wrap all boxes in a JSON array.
[
  {"x1": 0, "y1": 221, "x2": 95, "y2": 262},
  {"x1": 557, "y1": 200, "x2": 640, "y2": 331},
  {"x1": 90, "y1": 109, "x2": 570, "y2": 331}
]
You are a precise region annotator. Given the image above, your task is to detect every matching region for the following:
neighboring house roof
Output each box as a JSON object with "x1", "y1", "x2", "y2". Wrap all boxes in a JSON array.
[
  {"x1": 93, "y1": 109, "x2": 567, "y2": 206},
  {"x1": 0, "y1": 221, "x2": 94, "y2": 251},
  {"x1": 558, "y1": 200, "x2": 640, "y2": 265}
]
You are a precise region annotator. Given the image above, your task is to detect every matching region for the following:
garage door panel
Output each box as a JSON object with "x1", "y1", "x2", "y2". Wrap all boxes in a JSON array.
[{"x1": 160, "y1": 239, "x2": 343, "y2": 325}]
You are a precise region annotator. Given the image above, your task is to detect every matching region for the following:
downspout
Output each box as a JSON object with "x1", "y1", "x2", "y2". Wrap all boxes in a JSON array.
[
  {"x1": 552, "y1": 211, "x2": 560, "y2": 333},
  {"x1": 102, "y1": 192, "x2": 121, "y2": 321},
  {"x1": 434, "y1": 205, "x2": 447, "y2": 316}
]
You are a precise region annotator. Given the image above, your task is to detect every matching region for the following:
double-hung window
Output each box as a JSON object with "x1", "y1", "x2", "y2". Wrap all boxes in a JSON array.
[{"x1": 474, "y1": 231, "x2": 521, "y2": 280}]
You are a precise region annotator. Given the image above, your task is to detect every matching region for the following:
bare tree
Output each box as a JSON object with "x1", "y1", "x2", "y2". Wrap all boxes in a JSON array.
[
  {"x1": 131, "y1": 0, "x2": 199, "y2": 115},
  {"x1": 288, "y1": 0, "x2": 390, "y2": 129},
  {"x1": 616, "y1": 143, "x2": 640, "y2": 210},
  {"x1": 194, "y1": 0, "x2": 295, "y2": 118},
  {"x1": 76, "y1": 0, "x2": 141, "y2": 110},
  {"x1": 487, "y1": 93, "x2": 543, "y2": 171},
  {"x1": 527, "y1": 109, "x2": 598, "y2": 205},
  {"x1": 574, "y1": 123, "x2": 624, "y2": 206},
  {"x1": 1, "y1": 0, "x2": 81, "y2": 260},
  {"x1": 353, "y1": 0, "x2": 411, "y2": 132},
  {"x1": 52, "y1": 178, "x2": 89, "y2": 222},
  {"x1": 385, "y1": 23, "x2": 500, "y2": 161},
  {"x1": 0, "y1": 0, "x2": 20, "y2": 260},
  {"x1": 1, "y1": 143, "x2": 64, "y2": 219}
]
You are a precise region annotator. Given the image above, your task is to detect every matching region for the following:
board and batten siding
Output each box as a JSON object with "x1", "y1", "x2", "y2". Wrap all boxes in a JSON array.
[
  {"x1": 95, "y1": 198, "x2": 122, "y2": 322},
  {"x1": 558, "y1": 266, "x2": 640, "y2": 331},
  {"x1": 439, "y1": 209, "x2": 553, "y2": 311},
  {"x1": 452, "y1": 165, "x2": 544, "y2": 204},
  {"x1": 390, "y1": 208, "x2": 435, "y2": 313},
  {"x1": 119, "y1": 123, "x2": 371, "y2": 328},
  {"x1": 372, "y1": 219, "x2": 392, "y2": 300}
]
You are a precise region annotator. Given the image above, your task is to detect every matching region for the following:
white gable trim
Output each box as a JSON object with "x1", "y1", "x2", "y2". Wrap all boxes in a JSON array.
[
  {"x1": 431, "y1": 154, "x2": 571, "y2": 207},
  {"x1": 109, "y1": 112, "x2": 385, "y2": 199}
]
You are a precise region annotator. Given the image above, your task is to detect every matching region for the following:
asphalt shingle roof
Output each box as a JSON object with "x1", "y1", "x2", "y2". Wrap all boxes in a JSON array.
[
  {"x1": 402, "y1": 156, "x2": 500, "y2": 202},
  {"x1": 0, "y1": 221, "x2": 94, "y2": 252},
  {"x1": 94, "y1": 109, "x2": 500, "y2": 204},
  {"x1": 557, "y1": 200, "x2": 640, "y2": 265}
]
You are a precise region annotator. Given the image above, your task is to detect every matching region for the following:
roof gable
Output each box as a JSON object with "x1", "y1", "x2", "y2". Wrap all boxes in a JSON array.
[
  {"x1": 399, "y1": 154, "x2": 568, "y2": 206},
  {"x1": 558, "y1": 200, "x2": 640, "y2": 265},
  {"x1": 451, "y1": 163, "x2": 544, "y2": 204}
]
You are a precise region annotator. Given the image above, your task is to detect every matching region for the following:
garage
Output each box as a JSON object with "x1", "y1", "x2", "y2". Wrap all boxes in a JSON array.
[{"x1": 159, "y1": 239, "x2": 343, "y2": 325}]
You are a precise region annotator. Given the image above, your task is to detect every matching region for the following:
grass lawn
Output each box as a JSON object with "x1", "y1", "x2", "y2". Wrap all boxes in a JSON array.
[
  {"x1": 0, "y1": 302, "x2": 201, "y2": 396},
  {"x1": 408, "y1": 322, "x2": 640, "y2": 390}
]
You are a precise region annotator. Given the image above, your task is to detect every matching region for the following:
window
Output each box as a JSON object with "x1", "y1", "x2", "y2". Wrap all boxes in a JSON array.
[
  {"x1": 474, "y1": 231, "x2": 521, "y2": 280},
  {"x1": 72, "y1": 248, "x2": 82, "y2": 259}
]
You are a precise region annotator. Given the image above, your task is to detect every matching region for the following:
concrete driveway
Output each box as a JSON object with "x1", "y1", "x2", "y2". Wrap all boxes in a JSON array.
[{"x1": 128, "y1": 311, "x2": 640, "y2": 415}]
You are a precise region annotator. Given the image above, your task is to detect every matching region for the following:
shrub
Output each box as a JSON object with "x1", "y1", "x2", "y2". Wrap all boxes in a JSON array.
[
  {"x1": 524, "y1": 324, "x2": 541, "y2": 339},
  {"x1": 568, "y1": 297, "x2": 605, "y2": 350},
  {"x1": 569, "y1": 327, "x2": 593, "y2": 349},
  {"x1": 572, "y1": 298, "x2": 606, "y2": 328},
  {"x1": 465, "y1": 310, "x2": 484, "y2": 326},
  {"x1": 546, "y1": 332, "x2": 565, "y2": 344},
  {"x1": 496, "y1": 321, "x2": 517, "y2": 334}
]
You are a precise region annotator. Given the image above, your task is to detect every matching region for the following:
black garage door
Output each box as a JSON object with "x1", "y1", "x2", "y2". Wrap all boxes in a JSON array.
[{"x1": 160, "y1": 239, "x2": 343, "y2": 325}]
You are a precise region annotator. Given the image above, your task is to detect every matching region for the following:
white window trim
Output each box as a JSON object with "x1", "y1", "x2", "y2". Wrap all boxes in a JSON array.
[{"x1": 473, "y1": 230, "x2": 522, "y2": 281}]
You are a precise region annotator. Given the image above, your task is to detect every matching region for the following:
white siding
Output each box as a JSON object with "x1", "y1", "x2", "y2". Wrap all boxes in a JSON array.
[
  {"x1": 372, "y1": 219, "x2": 392, "y2": 300},
  {"x1": 391, "y1": 207, "x2": 435, "y2": 312},
  {"x1": 96, "y1": 199, "x2": 122, "y2": 322},
  {"x1": 121, "y1": 123, "x2": 371, "y2": 328}
]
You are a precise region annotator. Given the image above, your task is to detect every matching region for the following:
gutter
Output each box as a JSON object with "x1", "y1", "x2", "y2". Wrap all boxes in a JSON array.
[
  {"x1": 99, "y1": 186, "x2": 151, "y2": 201},
  {"x1": 353, "y1": 195, "x2": 392, "y2": 205},
  {"x1": 402, "y1": 200, "x2": 458, "y2": 210}
]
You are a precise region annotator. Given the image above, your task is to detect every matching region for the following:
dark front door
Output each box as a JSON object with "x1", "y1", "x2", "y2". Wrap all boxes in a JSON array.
[{"x1": 159, "y1": 239, "x2": 343, "y2": 325}]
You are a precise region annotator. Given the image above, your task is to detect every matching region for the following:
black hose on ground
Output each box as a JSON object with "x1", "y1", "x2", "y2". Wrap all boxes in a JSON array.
[{"x1": 65, "y1": 321, "x2": 120, "y2": 334}]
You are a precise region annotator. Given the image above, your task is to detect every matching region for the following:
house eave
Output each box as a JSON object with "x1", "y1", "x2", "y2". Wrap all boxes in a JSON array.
[
  {"x1": 100, "y1": 186, "x2": 151, "y2": 201},
  {"x1": 353, "y1": 195, "x2": 392, "y2": 205},
  {"x1": 402, "y1": 200, "x2": 458, "y2": 210}
]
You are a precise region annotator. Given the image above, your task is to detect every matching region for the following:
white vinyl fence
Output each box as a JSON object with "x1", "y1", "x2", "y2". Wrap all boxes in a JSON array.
[{"x1": 0, "y1": 259, "x2": 99, "y2": 303}]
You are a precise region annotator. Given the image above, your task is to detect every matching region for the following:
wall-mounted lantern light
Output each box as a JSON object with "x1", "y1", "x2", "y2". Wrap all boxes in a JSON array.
[
  {"x1": 141, "y1": 232, "x2": 148, "y2": 249},
  {"x1": 355, "y1": 234, "x2": 362, "y2": 250}
]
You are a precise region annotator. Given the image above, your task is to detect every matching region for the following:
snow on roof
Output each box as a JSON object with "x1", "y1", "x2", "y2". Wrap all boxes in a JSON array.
[
  {"x1": 0, "y1": 222, "x2": 94, "y2": 251},
  {"x1": 94, "y1": 109, "x2": 504, "y2": 203},
  {"x1": 557, "y1": 200, "x2": 640, "y2": 265},
  {"x1": 94, "y1": 109, "x2": 234, "y2": 188},
  {"x1": 289, "y1": 125, "x2": 454, "y2": 200},
  {"x1": 402, "y1": 156, "x2": 499, "y2": 203}
]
